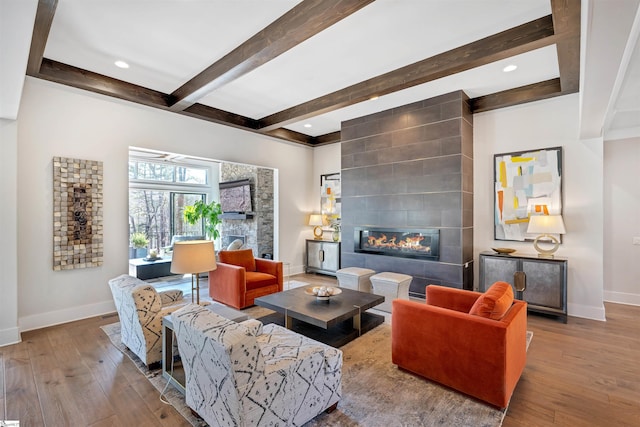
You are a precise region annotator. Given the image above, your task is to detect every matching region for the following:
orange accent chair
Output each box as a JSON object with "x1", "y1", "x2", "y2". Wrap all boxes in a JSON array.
[
  {"x1": 208, "y1": 249, "x2": 283, "y2": 309},
  {"x1": 392, "y1": 282, "x2": 528, "y2": 408}
]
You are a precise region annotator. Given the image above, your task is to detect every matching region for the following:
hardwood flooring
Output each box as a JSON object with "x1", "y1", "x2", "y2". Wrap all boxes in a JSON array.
[{"x1": 1, "y1": 273, "x2": 638, "y2": 426}]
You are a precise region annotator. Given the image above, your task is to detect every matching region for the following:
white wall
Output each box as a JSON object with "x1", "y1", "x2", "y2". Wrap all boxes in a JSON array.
[
  {"x1": 474, "y1": 94, "x2": 606, "y2": 321},
  {"x1": 12, "y1": 77, "x2": 316, "y2": 334},
  {"x1": 0, "y1": 118, "x2": 20, "y2": 345},
  {"x1": 603, "y1": 137, "x2": 640, "y2": 305}
]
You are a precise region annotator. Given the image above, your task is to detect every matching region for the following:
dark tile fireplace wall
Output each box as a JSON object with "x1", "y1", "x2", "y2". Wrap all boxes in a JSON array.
[{"x1": 340, "y1": 91, "x2": 474, "y2": 297}]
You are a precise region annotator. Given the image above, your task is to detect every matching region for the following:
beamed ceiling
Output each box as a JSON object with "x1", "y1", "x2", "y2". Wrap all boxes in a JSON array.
[{"x1": 26, "y1": 0, "x2": 580, "y2": 147}]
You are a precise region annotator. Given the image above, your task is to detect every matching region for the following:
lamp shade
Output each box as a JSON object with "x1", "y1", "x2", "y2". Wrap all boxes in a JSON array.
[
  {"x1": 308, "y1": 214, "x2": 324, "y2": 226},
  {"x1": 171, "y1": 240, "x2": 217, "y2": 274},
  {"x1": 527, "y1": 215, "x2": 566, "y2": 235}
]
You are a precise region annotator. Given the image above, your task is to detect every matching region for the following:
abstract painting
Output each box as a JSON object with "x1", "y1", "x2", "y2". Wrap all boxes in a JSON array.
[
  {"x1": 53, "y1": 157, "x2": 104, "y2": 270},
  {"x1": 494, "y1": 147, "x2": 562, "y2": 241}
]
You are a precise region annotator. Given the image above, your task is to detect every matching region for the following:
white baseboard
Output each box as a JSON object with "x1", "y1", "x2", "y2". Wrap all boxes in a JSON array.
[
  {"x1": 0, "y1": 326, "x2": 21, "y2": 347},
  {"x1": 19, "y1": 300, "x2": 116, "y2": 333},
  {"x1": 603, "y1": 290, "x2": 640, "y2": 307},
  {"x1": 289, "y1": 264, "x2": 306, "y2": 276},
  {"x1": 567, "y1": 302, "x2": 607, "y2": 321}
]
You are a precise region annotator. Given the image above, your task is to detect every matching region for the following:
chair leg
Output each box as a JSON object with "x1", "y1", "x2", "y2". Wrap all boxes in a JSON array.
[{"x1": 325, "y1": 402, "x2": 338, "y2": 413}]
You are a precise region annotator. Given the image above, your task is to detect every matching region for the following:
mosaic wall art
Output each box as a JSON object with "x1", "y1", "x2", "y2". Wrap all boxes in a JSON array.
[
  {"x1": 53, "y1": 157, "x2": 104, "y2": 270},
  {"x1": 494, "y1": 147, "x2": 563, "y2": 241}
]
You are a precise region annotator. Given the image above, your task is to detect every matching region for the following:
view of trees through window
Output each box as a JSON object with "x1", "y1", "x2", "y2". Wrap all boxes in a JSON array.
[{"x1": 128, "y1": 158, "x2": 210, "y2": 255}]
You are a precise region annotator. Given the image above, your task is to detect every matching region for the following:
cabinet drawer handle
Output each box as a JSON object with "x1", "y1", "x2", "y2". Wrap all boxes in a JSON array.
[
  {"x1": 318, "y1": 250, "x2": 324, "y2": 262},
  {"x1": 514, "y1": 271, "x2": 526, "y2": 292}
]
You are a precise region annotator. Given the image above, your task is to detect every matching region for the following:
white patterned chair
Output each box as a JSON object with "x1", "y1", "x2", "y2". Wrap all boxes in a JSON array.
[
  {"x1": 172, "y1": 303, "x2": 343, "y2": 427},
  {"x1": 108, "y1": 274, "x2": 188, "y2": 366}
]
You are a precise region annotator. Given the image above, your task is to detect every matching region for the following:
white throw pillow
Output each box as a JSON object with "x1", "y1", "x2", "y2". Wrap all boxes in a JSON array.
[{"x1": 227, "y1": 239, "x2": 244, "y2": 251}]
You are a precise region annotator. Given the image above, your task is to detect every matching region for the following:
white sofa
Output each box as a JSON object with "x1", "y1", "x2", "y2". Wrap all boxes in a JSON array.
[
  {"x1": 108, "y1": 274, "x2": 188, "y2": 366},
  {"x1": 172, "y1": 303, "x2": 343, "y2": 427}
]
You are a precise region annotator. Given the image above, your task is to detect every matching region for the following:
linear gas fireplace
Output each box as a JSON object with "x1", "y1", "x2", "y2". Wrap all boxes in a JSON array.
[{"x1": 354, "y1": 227, "x2": 440, "y2": 260}]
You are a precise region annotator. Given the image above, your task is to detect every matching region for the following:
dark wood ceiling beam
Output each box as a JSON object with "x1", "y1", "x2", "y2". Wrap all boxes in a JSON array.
[
  {"x1": 26, "y1": 0, "x2": 58, "y2": 76},
  {"x1": 37, "y1": 59, "x2": 173, "y2": 108},
  {"x1": 265, "y1": 128, "x2": 315, "y2": 146},
  {"x1": 258, "y1": 15, "x2": 560, "y2": 131},
  {"x1": 469, "y1": 78, "x2": 562, "y2": 113},
  {"x1": 314, "y1": 131, "x2": 342, "y2": 146},
  {"x1": 551, "y1": 0, "x2": 581, "y2": 93},
  {"x1": 179, "y1": 104, "x2": 317, "y2": 145},
  {"x1": 35, "y1": 58, "x2": 314, "y2": 145},
  {"x1": 180, "y1": 103, "x2": 260, "y2": 129},
  {"x1": 169, "y1": 0, "x2": 375, "y2": 111}
]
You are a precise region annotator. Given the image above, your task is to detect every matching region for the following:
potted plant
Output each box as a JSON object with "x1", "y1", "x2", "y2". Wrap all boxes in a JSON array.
[
  {"x1": 130, "y1": 232, "x2": 149, "y2": 259},
  {"x1": 183, "y1": 200, "x2": 222, "y2": 240}
]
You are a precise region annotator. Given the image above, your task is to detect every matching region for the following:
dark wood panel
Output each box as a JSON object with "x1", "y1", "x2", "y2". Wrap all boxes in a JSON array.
[
  {"x1": 551, "y1": 0, "x2": 581, "y2": 93},
  {"x1": 170, "y1": 0, "x2": 375, "y2": 110},
  {"x1": 180, "y1": 103, "x2": 260, "y2": 129},
  {"x1": 26, "y1": 0, "x2": 58, "y2": 76},
  {"x1": 37, "y1": 59, "x2": 172, "y2": 108},
  {"x1": 258, "y1": 15, "x2": 558, "y2": 131},
  {"x1": 470, "y1": 79, "x2": 562, "y2": 113},
  {"x1": 264, "y1": 128, "x2": 316, "y2": 146},
  {"x1": 314, "y1": 131, "x2": 342, "y2": 146},
  {"x1": 181, "y1": 104, "x2": 319, "y2": 146}
]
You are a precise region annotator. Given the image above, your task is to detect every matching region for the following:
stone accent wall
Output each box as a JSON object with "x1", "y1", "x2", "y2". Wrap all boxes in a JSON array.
[
  {"x1": 340, "y1": 91, "x2": 473, "y2": 297},
  {"x1": 220, "y1": 164, "x2": 274, "y2": 258}
]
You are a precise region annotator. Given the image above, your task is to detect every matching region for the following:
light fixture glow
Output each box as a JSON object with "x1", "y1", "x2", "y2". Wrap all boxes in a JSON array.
[
  {"x1": 369, "y1": 95, "x2": 380, "y2": 101},
  {"x1": 114, "y1": 60, "x2": 130, "y2": 69},
  {"x1": 304, "y1": 123, "x2": 312, "y2": 128},
  {"x1": 503, "y1": 64, "x2": 517, "y2": 73}
]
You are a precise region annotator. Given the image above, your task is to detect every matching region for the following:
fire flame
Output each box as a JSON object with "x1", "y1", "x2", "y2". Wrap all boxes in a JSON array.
[{"x1": 365, "y1": 233, "x2": 430, "y2": 253}]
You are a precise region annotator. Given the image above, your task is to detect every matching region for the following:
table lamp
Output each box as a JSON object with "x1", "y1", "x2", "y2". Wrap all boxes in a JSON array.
[
  {"x1": 526, "y1": 215, "x2": 566, "y2": 258},
  {"x1": 309, "y1": 214, "x2": 324, "y2": 240},
  {"x1": 170, "y1": 240, "x2": 216, "y2": 304}
]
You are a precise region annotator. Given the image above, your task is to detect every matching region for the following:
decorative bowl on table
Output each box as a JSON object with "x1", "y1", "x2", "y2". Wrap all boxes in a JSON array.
[
  {"x1": 304, "y1": 286, "x2": 342, "y2": 301},
  {"x1": 491, "y1": 247, "x2": 516, "y2": 255}
]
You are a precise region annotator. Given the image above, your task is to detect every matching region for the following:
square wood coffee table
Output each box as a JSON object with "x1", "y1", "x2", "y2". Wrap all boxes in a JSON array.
[{"x1": 254, "y1": 286, "x2": 385, "y2": 347}]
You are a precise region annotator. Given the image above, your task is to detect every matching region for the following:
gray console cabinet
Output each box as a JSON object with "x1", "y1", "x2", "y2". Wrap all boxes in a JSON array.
[
  {"x1": 306, "y1": 240, "x2": 341, "y2": 276},
  {"x1": 479, "y1": 251, "x2": 567, "y2": 323}
]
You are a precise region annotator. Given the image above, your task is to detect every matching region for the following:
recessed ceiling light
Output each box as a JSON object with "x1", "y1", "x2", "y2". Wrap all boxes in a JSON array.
[
  {"x1": 369, "y1": 95, "x2": 380, "y2": 101},
  {"x1": 304, "y1": 123, "x2": 312, "y2": 128},
  {"x1": 503, "y1": 64, "x2": 517, "y2": 73},
  {"x1": 114, "y1": 60, "x2": 130, "y2": 69}
]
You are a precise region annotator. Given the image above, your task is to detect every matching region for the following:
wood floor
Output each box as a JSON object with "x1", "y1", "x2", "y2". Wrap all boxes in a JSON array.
[{"x1": 1, "y1": 273, "x2": 638, "y2": 426}]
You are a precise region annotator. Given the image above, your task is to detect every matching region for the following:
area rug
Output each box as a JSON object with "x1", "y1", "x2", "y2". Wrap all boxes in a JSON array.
[
  {"x1": 287, "y1": 279, "x2": 309, "y2": 289},
  {"x1": 102, "y1": 313, "x2": 532, "y2": 427}
]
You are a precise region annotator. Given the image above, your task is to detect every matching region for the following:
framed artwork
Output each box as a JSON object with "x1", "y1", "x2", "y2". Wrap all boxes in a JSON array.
[
  {"x1": 53, "y1": 157, "x2": 104, "y2": 270},
  {"x1": 494, "y1": 147, "x2": 563, "y2": 241},
  {"x1": 320, "y1": 172, "x2": 341, "y2": 225}
]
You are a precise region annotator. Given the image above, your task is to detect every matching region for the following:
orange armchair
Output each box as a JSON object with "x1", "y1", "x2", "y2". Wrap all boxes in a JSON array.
[
  {"x1": 208, "y1": 249, "x2": 283, "y2": 309},
  {"x1": 392, "y1": 283, "x2": 527, "y2": 408}
]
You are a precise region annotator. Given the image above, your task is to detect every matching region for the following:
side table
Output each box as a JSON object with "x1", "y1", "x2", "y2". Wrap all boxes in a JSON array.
[{"x1": 162, "y1": 302, "x2": 249, "y2": 394}]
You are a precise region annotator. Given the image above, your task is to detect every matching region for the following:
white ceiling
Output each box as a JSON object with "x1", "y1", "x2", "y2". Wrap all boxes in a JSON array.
[{"x1": 2, "y1": 0, "x2": 639, "y2": 140}]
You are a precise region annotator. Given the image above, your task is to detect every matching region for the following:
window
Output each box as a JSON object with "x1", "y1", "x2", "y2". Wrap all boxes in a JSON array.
[
  {"x1": 128, "y1": 157, "x2": 213, "y2": 254},
  {"x1": 129, "y1": 160, "x2": 208, "y2": 185}
]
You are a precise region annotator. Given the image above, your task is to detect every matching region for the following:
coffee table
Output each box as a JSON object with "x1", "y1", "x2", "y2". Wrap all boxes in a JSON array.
[{"x1": 254, "y1": 286, "x2": 385, "y2": 347}]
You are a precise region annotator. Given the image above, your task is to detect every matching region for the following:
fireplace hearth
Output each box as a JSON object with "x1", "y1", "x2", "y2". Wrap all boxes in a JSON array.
[{"x1": 354, "y1": 227, "x2": 440, "y2": 260}]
